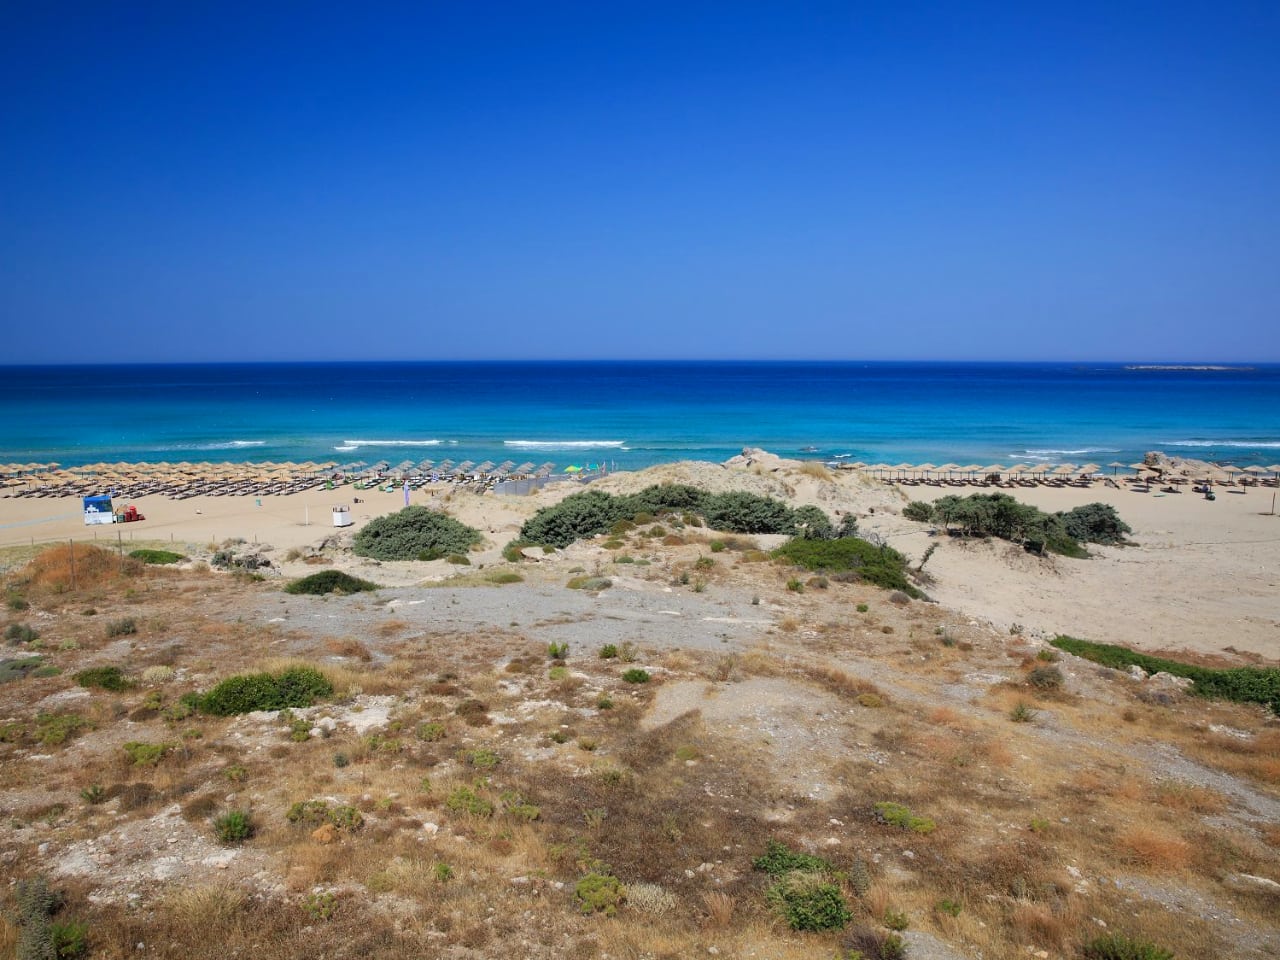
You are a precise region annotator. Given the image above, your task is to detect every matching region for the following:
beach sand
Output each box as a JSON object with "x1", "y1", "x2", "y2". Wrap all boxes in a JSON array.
[{"x1": 2, "y1": 455, "x2": 1276, "y2": 661}]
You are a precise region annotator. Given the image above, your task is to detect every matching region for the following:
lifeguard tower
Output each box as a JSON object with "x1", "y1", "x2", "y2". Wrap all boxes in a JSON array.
[{"x1": 332, "y1": 505, "x2": 353, "y2": 527}]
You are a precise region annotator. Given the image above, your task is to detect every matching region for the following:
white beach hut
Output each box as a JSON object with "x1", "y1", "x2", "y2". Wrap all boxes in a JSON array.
[{"x1": 332, "y1": 505, "x2": 353, "y2": 527}]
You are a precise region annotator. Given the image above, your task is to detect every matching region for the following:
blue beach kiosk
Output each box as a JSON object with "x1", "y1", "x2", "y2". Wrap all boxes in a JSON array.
[{"x1": 82, "y1": 494, "x2": 114, "y2": 525}]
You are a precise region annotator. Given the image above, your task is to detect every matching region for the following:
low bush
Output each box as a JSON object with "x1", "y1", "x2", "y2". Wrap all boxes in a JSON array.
[
  {"x1": 932, "y1": 492, "x2": 1088, "y2": 556},
  {"x1": 1052, "y1": 635, "x2": 1280, "y2": 714},
  {"x1": 622, "y1": 668, "x2": 651, "y2": 684},
  {"x1": 129, "y1": 549, "x2": 185, "y2": 564},
  {"x1": 1027, "y1": 665, "x2": 1064, "y2": 689},
  {"x1": 903, "y1": 500, "x2": 934, "y2": 521},
  {"x1": 74, "y1": 666, "x2": 129, "y2": 691},
  {"x1": 213, "y1": 809, "x2": 255, "y2": 843},
  {"x1": 575, "y1": 873, "x2": 626, "y2": 916},
  {"x1": 105, "y1": 617, "x2": 137, "y2": 638},
  {"x1": 353, "y1": 505, "x2": 482, "y2": 560},
  {"x1": 0, "y1": 656, "x2": 45, "y2": 684},
  {"x1": 198, "y1": 666, "x2": 333, "y2": 715},
  {"x1": 1058, "y1": 502, "x2": 1132, "y2": 545},
  {"x1": 284, "y1": 570, "x2": 379, "y2": 595},
  {"x1": 874, "y1": 801, "x2": 936, "y2": 834},
  {"x1": 599, "y1": 644, "x2": 619, "y2": 659},
  {"x1": 753, "y1": 839, "x2": 834, "y2": 876},
  {"x1": 445, "y1": 786, "x2": 494, "y2": 818},
  {"x1": 774, "y1": 537, "x2": 923, "y2": 597},
  {"x1": 5, "y1": 622, "x2": 39, "y2": 644},
  {"x1": 122, "y1": 741, "x2": 168, "y2": 766},
  {"x1": 485, "y1": 571, "x2": 523, "y2": 584}
]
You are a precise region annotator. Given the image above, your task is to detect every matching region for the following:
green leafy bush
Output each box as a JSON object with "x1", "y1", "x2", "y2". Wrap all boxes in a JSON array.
[
  {"x1": 105, "y1": 617, "x2": 137, "y2": 638},
  {"x1": 353, "y1": 505, "x2": 482, "y2": 560},
  {"x1": 1057, "y1": 502, "x2": 1132, "y2": 545},
  {"x1": 122, "y1": 741, "x2": 168, "y2": 766},
  {"x1": 519, "y1": 484, "x2": 822, "y2": 548},
  {"x1": 198, "y1": 666, "x2": 333, "y2": 715},
  {"x1": 874, "y1": 801, "x2": 936, "y2": 834},
  {"x1": 213, "y1": 809, "x2": 255, "y2": 843},
  {"x1": 129, "y1": 549, "x2": 186, "y2": 564},
  {"x1": 622, "y1": 668, "x2": 650, "y2": 684},
  {"x1": 75, "y1": 666, "x2": 129, "y2": 691},
  {"x1": 1027, "y1": 665, "x2": 1064, "y2": 689},
  {"x1": 753, "y1": 839, "x2": 834, "y2": 876},
  {"x1": 35, "y1": 712, "x2": 86, "y2": 747},
  {"x1": 931, "y1": 492, "x2": 1086, "y2": 556},
  {"x1": 284, "y1": 570, "x2": 380, "y2": 595},
  {"x1": 5, "y1": 622, "x2": 39, "y2": 644},
  {"x1": 575, "y1": 872, "x2": 626, "y2": 916},
  {"x1": 765, "y1": 873, "x2": 851, "y2": 931},
  {"x1": 774, "y1": 537, "x2": 922, "y2": 597},
  {"x1": 902, "y1": 500, "x2": 934, "y2": 522},
  {"x1": 445, "y1": 786, "x2": 494, "y2": 818},
  {"x1": 599, "y1": 644, "x2": 619, "y2": 659},
  {"x1": 1052, "y1": 635, "x2": 1280, "y2": 714},
  {"x1": 1082, "y1": 933, "x2": 1175, "y2": 960},
  {"x1": 0, "y1": 656, "x2": 45, "y2": 684}
]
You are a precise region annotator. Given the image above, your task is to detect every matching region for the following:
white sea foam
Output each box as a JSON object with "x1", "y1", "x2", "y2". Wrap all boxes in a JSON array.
[
  {"x1": 339, "y1": 439, "x2": 445, "y2": 449},
  {"x1": 504, "y1": 440, "x2": 627, "y2": 449},
  {"x1": 173, "y1": 440, "x2": 268, "y2": 451},
  {"x1": 1015, "y1": 447, "x2": 1121, "y2": 462},
  {"x1": 1162, "y1": 439, "x2": 1280, "y2": 449}
]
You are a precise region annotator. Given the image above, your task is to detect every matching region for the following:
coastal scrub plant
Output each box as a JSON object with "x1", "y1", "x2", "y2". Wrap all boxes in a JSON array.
[
  {"x1": 197, "y1": 666, "x2": 333, "y2": 715},
  {"x1": 212, "y1": 809, "x2": 255, "y2": 844},
  {"x1": 284, "y1": 570, "x2": 380, "y2": 595},
  {"x1": 353, "y1": 506, "x2": 482, "y2": 561},
  {"x1": 1081, "y1": 934, "x2": 1175, "y2": 960},
  {"x1": 752, "y1": 840, "x2": 850, "y2": 932}
]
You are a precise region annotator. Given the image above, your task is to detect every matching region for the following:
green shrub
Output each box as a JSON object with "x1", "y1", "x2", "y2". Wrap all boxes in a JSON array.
[
  {"x1": 0, "y1": 656, "x2": 45, "y2": 684},
  {"x1": 786, "y1": 578, "x2": 804, "y2": 592},
  {"x1": 35, "y1": 712, "x2": 86, "y2": 747},
  {"x1": 575, "y1": 872, "x2": 626, "y2": 916},
  {"x1": 599, "y1": 644, "x2": 618, "y2": 659},
  {"x1": 1082, "y1": 933, "x2": 1175, "y2": 960},
  {"x1": 1057, "y1": 502, "x2": 1132, "y2": 545},
  {"x1": 547, "y1": 641, "x2": 568, "y2": 660},
  {"x1": 902, "y1": 500, "x2": 934, "y2": 522},
  {"x1": 104, "y1": 616, "x2": 136, "y2": 640},
  {"x1": 353, "y1": 505, "x2": 482, "y2": 560},
  {"x1": 873, "y1": 801, "x2": 936, "y2": 834},
  {"x1": 445, "y1": 786, "x2": 494, "y2": 818},
  {"x1": 462, "y1": 748, "x2": 500, "y2": 769},
  {"x1": 51, "y1": 919, "x2": 89, "y2": 959},
  {"x1": 622, "y1": 668, "x2": 650, "y2": 684},
  {"x1": 6, "y1": 592, "x2": 29, "y2": 611},
  {"x1": 774, "y1": 537, "x2": 922, "y2": 597},
  {"x1": 709, "y1": 540, "x2": 726, "y2": 552},
  {"x1": 1027, "y1": 665, "x2": 1064, "y2": 689},
  {"x1": 765, "y1": 873, "x2": 851, "y2": 931},
  {"x1": 212, "y1": 809, "x2": 254, "y2": 843},
  {"x1": 284, "y1": 570, "x2": 379, "y2": 595},
  {"x1": 198, "y1": 666, "x2": 333, "y2": 715},
  {"x1": 122, "y1": 741, "x2": 168, "y2": 766},
  {"x1": 446, "y1": 553, "x2": 471, "y2": 565},
  {"x1": 128, "y1": 549, "x2": 185, "y2": 564},
  {"x1": 567, "y1": 576, "x2": 611, "y2": 591},
  {"x1": 80, "y1": 784, "x2": 106, "y2": 805},
  {"x1": 1052, "y1": 635, "x2": 1280, "y2": 714},
  {"x1": 856, "y1": 603, "x2": 869, "y2": 613},
  {"x1": 502, "y1": 539, "x2": 534, "y2": 562},
  {"x1": 416, "y1": 721, "x2": 446, "y2": 741},
  {"x1": 932, "y1": 492, "x2": 1086, "y2": 556},
  {"x1": 5, "y1": 622, "x2": 39, "y2": 644},
  {"x1": 1010, "y1": 701, "x2": 1037, "y2": 723},
  {"x1": 75, "y1": 666, "x2": 129, "y2": 691},
  {"x1": 752, "y1": 839, "x2": 834, "y2": 876},
  {"x1": 485, "y1": 571, "x2": 523, "y2": 584}
]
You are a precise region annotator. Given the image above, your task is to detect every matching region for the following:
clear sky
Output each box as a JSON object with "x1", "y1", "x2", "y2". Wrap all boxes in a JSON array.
[{"x1": 2, "y1": 2, "x2": 1277, "y2": 363}]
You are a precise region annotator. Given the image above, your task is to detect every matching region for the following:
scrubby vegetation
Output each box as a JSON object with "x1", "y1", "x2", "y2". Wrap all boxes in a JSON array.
[
  {"x1": 74, "y1": 666, "x2": 129, "y2": 692},
  {"x1": 1053, "y1": 635, "x2": 1280, "y2": 714},
  {"x1": 905, "y1": 494, "x2": 1131, "y2": 556},
  {"x1": 283, "y1": 570, "x2": 380, "y2": 595},
  {"x1": 128, "y1": 549, "x2": 186, "y2": 565},
  {"x1": 519, "y1": 485, "x2": 836, "y2": 548},
  {"x1": 773, "y1": 536, "x2": 923, "y2": 597},
  {"x1": 197, "y1": 666, "x2": 334, "y2": 715},
  {"x1": 353, "y1": 505, "x2": 483, "y2": 560}
]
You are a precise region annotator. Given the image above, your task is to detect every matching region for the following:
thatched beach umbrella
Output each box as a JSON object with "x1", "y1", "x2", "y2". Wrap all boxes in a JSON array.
[
  {"x1": 981, "y1": 463, "x2": 1007, "y2": 478},
  {"x1": 1052, "y1": 464, "x2": 1077, "y2": 477},
  {"x1": 915, "y1": 462, "x2": 937, "y2": 478},
  {"x1": 1078, "y1": 462, "x2": 1101, "y2": 476}
]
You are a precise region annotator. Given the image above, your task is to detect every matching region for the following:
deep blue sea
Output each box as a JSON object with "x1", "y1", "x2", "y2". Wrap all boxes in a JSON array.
[{"x1": 1, "y1": 361, "x2": 1278, "y2": 472}]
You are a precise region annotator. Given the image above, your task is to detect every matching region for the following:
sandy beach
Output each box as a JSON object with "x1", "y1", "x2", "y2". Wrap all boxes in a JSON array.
[{"x1": 2, "y1": 453, "x2": 1277, "y2": 661}]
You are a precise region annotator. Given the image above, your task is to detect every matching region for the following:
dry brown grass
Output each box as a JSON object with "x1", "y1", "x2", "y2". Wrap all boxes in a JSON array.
[
  {"x1": 326, "y1": 637, "x2": 373, "y2": 660},
  {"x1": 802, "y1": 663, "x2": 884, "y2": 702},
  {"x1": 21, "y1": 543, "x2": 144, "y2": 591},
  {"x1": 1117, "y1": 825, "x2": 1192, "y2": 869},
  {"x1": 702, "y1": 890, "x2": 735, "y2": 927},
  {"x1": 798, "y1": 461, "x2": 833, "y2": 480},
  {"x1": 376, "y1": 618, "x2": 408, "y2": 637}
]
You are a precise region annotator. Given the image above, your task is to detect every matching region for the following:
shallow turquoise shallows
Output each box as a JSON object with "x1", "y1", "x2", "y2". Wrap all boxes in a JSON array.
[{"x1": 1, "y1": 361, "x2": 1277, "y2": 471}]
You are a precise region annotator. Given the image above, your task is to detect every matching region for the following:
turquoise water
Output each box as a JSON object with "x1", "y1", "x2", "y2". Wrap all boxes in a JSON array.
[{"x1": 1, "y1": 361, "x2": 1278, "y2": 471}]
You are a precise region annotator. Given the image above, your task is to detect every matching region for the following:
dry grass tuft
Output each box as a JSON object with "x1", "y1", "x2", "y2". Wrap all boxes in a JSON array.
[
  {"x1": 327, "y1": 638, "x2": 374, "y2": 660},
  {"x1": 798, "y1": 461, "x2": 833, "y2": 480},
  {"x1": 702, "y1": 889, "x2": 735, "y2": 926},
  {"x1": 23, "y1": 543, "x2": 144, "y2": 590},
  {"x1": 1118, "y1": 825, "x2": 1192, "y2": 869},
  {"x1": 803, "y1": 663, "x2": 884, "y2": 702},
  {"x1": 377, "y1": 619, "x2": 408, "y2": 637}
]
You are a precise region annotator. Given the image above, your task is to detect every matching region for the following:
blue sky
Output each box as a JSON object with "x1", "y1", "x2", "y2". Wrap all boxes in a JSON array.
[{"x1": 2, "y1": 2, "x2": 1277, "y2": 362}]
